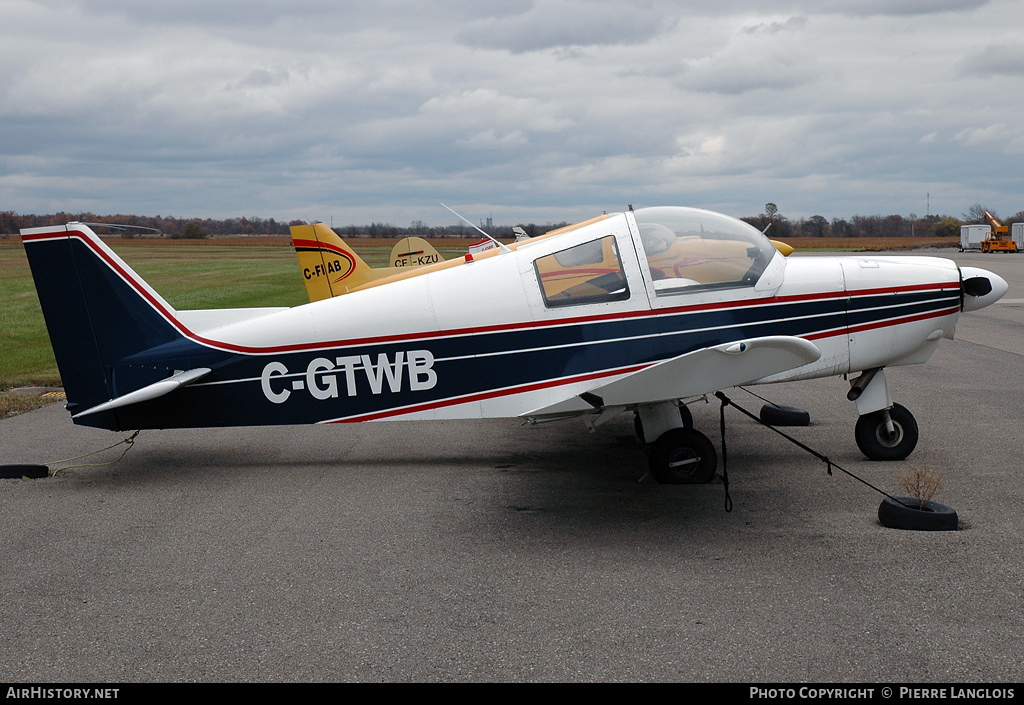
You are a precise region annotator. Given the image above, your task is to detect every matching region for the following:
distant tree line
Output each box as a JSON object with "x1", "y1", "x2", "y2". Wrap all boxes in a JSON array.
[
  {"x1": 741, "y1": 202, "x2": 1024, "y2": 240},
  {"x1": 0, "y1": 210, "x2": 571, "y2": 239},
  {"x1": 0, "y1": 212, "x2": 302, "y2": 238},
  {"x1": 2, "y1": 203, "x2": 1020, "y2": 239}
]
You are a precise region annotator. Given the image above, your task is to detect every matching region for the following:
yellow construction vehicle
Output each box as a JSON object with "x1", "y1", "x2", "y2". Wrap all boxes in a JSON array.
[{"x1": 981, "y1": 211, "x2": 1017, "y2": 253}]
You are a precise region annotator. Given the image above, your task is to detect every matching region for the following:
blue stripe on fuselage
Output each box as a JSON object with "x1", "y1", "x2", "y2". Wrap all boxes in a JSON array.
[{"x1": 104, "y1": 287, "x2": 958, "y2": 429}]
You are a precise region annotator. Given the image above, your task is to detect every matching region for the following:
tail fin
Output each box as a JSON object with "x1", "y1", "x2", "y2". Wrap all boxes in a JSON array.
[
  {"x1": 389, "y1": 237, "x2": 443, "y2": 268},
  {"x1": 291, "y1": 224, "x2": 446, "y2": 303},
  {"x1": 21, "y1": 224, "x2": 184, "y2": 425},
  {"x1": 290, "y1": 223, "x2": 375, "y2": 302}
]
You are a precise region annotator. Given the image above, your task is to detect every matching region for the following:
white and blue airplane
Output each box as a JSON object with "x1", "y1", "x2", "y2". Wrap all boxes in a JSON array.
[{"x1": 21, "y1": 206, "x2": 1007, "y2": 483}]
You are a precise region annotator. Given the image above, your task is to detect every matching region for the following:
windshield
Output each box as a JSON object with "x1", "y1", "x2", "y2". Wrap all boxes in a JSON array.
[{"x1": 633, "y1": 207, "x2": 777, "y2": 294}]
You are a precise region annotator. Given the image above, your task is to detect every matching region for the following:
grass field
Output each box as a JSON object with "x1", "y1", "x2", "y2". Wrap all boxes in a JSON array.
[
  {"x1": 1, "y1": 240, "x2": 305, "y2": 388},
  {"x1": 0, "y1": 237, "x2": 472, "y2": 389},
  {"x1": 0, "y1": 233, "x2": 958, "y2": 391},
  {"x1": 774, "y1": 236, "x2": 957, "y2": 251}
]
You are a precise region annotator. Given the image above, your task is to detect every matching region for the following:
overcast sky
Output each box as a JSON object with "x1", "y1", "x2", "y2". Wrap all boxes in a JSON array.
[{"x1": 2, "y1": 0, "x2": 1022, "y2": 227}]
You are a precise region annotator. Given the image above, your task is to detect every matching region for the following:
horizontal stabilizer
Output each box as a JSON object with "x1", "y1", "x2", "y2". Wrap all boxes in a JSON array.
[
  {"x1": 73, "y1": 368, "x2": 211, "y2": 419},
  {"x1": 523, "y1": 336, "x2": 820, "y2": 419}
]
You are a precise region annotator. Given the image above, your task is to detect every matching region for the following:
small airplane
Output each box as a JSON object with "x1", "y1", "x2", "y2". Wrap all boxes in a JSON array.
[
  {"x1": 290, "y1": 218, "x2": 549, "y2": 303},
  {"x1": 291, "y1": 222, "x2": 444, "y2": 302},
  {"x1": 21, "y1": 206, "x2": 1007, "y2": 483}
]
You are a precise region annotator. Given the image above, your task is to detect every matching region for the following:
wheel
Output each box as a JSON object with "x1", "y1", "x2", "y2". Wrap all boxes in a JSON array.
[
  {"x1": 855, "y1": 403, "x2": 919, "y2": 461},
  {"x1": 0, "y1": 464, "x2": 50, "y2": 479},
  {"x1": 878, "y1": 496, "x2": 958, "y2": 531},
  {"x1": 649, "y1": 428, "x2": 717, "y2": 484},
  {"x1": 759, "y1": 402, "x2": 810, "y2": 427},
  {"x1": 634, "y1": 405, "x2": 694, "y2": 443}
]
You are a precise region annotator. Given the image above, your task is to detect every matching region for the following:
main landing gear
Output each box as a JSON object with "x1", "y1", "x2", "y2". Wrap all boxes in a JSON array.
[
  {"x1": 636, "y1": 401, "x2": 717, "y2": 484},
  {"x1": 649, "y1": 428, "x2": 718, "y2": 484},
  {"x1": 637, "y1": 367, "x2": 920, "y2": 485},
  {"x1": 848, "y1": 368, "x2": 919, "y2": 461}
]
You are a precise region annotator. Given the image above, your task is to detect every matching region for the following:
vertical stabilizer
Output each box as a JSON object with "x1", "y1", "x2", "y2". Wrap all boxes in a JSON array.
[
  {"x1": 21, "y1": 224, "x2": 184, "y2": 424},
  {"x1": 389, "y1": 237, "x2": 443, "y2": 269},
  {"x1": 291, "y1": 224, "x2": 446, "y2": 302},
  {"x1": 290, "y1": 223, "x2": 375, "y2": 301}
]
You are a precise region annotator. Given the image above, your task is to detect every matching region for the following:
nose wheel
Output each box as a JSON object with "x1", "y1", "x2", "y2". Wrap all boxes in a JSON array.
[{"x1": 855, "y1": 403, "x2": 918, "y2": 461}]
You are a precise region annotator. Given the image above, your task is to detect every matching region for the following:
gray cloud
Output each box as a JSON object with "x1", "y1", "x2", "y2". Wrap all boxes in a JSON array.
[
  {"x1": 741, "y1": 16, "x2": 809, "y2": 35},
  {"x1": 455, "y1": 1, "x2": 677, "y2": 52},
  {"x1": 818, "y1": 0, "x2": 992, "y2": 17},
  {"x1": 1, "y1": 0, "x2": 1020, "y2": 225},
  {"x1": 958, "y1": 44, "x2": 1024, "y2": 76}
]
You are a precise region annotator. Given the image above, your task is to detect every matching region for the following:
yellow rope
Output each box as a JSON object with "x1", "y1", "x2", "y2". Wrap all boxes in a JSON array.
[{"x1": 49, "y1": 431, "x2": 141, "y2": 476}]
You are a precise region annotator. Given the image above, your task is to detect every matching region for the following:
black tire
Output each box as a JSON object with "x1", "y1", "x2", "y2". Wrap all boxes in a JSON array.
[
  {"x1": 760, "y1": 403, "x2": 810, "y2": 427},
  {"x1": 649, "y1": 428, "x2": 717, "y2": 484},
  {"x1": 634, "y1": 405, "x2": 693, "y2": 443},
  {"x1": 878, "y1": 496, "x2": 958, "y2": 531},
  {"x1": 0, "y1": 464, "x2": 50, "y2": 479},
  {"x1": 855, "y1": 403, "x2": 918, "y2": 461}
]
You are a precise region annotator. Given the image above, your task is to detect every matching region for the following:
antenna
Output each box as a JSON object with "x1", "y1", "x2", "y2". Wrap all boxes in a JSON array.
[
  {"x1": 75, "y1": 222, "x2": 161, "y2": 234},
  {"x1": 441, "y1": 203, "x2": 511, "y2": 253}
]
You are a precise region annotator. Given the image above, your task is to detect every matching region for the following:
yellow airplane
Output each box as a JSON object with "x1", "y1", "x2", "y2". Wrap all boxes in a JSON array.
[
  {"x1": 290, "y1": 222, "x2": 444, "y2": 302},
  {"x1": 293, "y1": 218, "x2": 795, "y2": 304}
]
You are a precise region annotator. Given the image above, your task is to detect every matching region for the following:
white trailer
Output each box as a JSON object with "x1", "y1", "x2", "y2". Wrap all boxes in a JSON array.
[
  {"x1": 960, "y1": 224, "x2": 990, "y2": 251},
  {"x1": 1013, "y1": 223, "x2": 1024, "y2": 251}
]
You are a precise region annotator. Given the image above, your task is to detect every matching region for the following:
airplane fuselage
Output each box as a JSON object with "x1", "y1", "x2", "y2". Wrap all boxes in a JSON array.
[{"x1": 23, "y1": 209, "x2": 989, "y2": 434}]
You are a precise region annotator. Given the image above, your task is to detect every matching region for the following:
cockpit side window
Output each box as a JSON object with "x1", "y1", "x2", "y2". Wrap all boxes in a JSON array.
[
  {"x1": 634, "y1": 207, "x2": 777, "y2": 295},
  {"x1": 534, "y1": 235, "x2": 630, "y2": 308}
]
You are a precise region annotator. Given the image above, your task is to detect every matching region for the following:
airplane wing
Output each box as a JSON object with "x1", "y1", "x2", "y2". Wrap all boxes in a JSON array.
[{"x1": 522, "y1": 335, "x2": 820, "y2": 420}]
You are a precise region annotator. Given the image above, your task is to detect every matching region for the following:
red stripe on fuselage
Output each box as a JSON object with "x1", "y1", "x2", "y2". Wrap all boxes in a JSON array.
[
  {"x1": 331, "y1": 303, "x2": 962, "y2": 422},
  {"x1": 327, "y1": 364, "x2": 651, "y2": 423},
  {"x1": 845, "y1": 306, "x2": 960, "y2": 335},
  {"x1": 23, "y1": 228, "x2": 961, "y2": 356}
]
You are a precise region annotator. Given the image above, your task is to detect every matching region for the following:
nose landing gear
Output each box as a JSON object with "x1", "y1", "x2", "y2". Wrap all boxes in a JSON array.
[
  {"x1": 849, "y1": 368, "x2": 919, "y2": 461},
  {"x1": 855, "y1": 403, "x2": 919, "y2": 460}
]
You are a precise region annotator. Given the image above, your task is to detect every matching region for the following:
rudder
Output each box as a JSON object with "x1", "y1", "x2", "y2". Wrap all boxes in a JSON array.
[
  {"x1": 21, "y1": 224, "x2": 185, "y2": 424},
  {"x1": 389, "y1": 237, "x2": 443, "y2": 268},
  {"x1": 290, "y1": 223, "x2": 374, "y2": 302}
]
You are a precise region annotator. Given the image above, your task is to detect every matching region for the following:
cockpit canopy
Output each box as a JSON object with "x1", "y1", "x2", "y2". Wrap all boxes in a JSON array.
[
  {"x1": 633, "y1": 207, "x2": 778, "y2": 294},
  {"x1": 529, "y1": 206, "x2": 782, "y2": 309}
]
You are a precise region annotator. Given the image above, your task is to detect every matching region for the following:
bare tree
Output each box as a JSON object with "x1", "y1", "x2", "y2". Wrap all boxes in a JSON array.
[{"x1": 962, "y1": 203, "x2": 989, "y2": 224}]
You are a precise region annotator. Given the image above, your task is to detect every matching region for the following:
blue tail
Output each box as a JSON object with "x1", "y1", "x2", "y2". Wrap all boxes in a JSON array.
[{"x1": 21, "y1": 224, "x2": 185, "y2": 429}]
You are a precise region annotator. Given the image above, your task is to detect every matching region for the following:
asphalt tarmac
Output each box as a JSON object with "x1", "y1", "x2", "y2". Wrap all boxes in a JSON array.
[{"x1": 2, "y1": 249, "x2": 1022, "y2": 683}]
